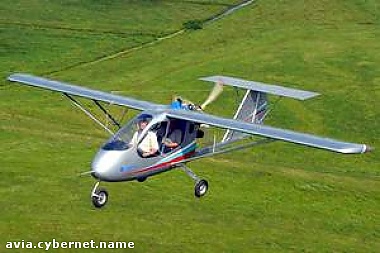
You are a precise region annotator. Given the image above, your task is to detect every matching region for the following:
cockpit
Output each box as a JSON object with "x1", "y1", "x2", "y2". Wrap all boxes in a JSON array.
[
  {"x1": 102, "y1": 113, "x2": 153, "y2": 151},
  {"x1": 102, "y1": 112, "x2": 201, "y2": 157}
]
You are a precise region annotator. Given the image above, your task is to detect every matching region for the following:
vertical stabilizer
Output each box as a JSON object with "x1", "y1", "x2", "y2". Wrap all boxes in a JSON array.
[{"x1": 222, "y1": 90, "x2": 267, "y2": 142}]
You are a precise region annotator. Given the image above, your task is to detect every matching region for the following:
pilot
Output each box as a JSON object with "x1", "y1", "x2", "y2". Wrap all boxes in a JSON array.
[
  {"x1": 130, "y1": 115, "x2": 159, "y2": 158},
  {"x1": 162, "y1": 120, "x2": 182, "y2": 153}
]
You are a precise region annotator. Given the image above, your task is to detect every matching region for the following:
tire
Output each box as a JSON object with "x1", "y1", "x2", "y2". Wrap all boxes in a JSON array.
[
  {"x1": 137, "y1": 177, "x2": 147, "y2": 183},
  {"x1": 194, "y1": 179, "x2": 209, "y2": 198},
  {"x1": 92, "y1": 188, "x2": 109, "y2": 208}
]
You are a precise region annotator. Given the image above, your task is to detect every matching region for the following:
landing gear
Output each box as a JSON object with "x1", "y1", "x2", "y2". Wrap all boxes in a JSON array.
[
  {"x1": 91, "y1": 181, "x2": 109, "y2": 208},
  {"x1": 180, "y1": 165, "x2": 209, "y2": 198}
]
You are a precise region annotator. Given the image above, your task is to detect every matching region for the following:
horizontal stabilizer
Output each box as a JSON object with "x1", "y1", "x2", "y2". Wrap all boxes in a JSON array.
[{"x1": 200, "y1": 75, "x2": 320, "y2": 100}]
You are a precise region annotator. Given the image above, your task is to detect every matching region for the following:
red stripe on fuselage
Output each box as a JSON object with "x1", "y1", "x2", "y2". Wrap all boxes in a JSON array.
[{"x1": 129, "y1": 151, "x2": 195, "y2": 176}]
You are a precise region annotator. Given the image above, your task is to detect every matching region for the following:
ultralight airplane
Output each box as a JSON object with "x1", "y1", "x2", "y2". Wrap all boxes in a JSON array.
[{"x1": 7, "y1": 73, "x2": 372, "y2": 208}]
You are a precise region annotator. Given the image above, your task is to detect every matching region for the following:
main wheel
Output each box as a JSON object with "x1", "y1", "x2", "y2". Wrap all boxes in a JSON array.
[
  {"x1": 92, "y1": 188, "x2": 109, "y2": 208},
  {"x1": 194, "y1": 179, "x2": 209, "y2": 198}
]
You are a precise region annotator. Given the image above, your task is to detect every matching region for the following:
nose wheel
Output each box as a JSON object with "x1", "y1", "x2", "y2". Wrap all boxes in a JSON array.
[{"x1": 91, "y1": 181, "x2": 109, "y2": 208}]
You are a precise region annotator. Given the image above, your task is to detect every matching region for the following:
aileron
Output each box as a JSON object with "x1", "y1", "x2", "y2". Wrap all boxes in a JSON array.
[{"x1": 8, "y1": 73, "x2": 161, "y2": 111}]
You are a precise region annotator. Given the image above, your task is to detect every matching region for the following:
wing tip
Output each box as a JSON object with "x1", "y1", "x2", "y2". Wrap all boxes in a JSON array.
[
  {"x1": 7, "y1": 74, "x2": 17, "y2": 82},
  {"x1": 341, "y1": 144, "x2": 373, "y2": 154},
  {"x1": 363, "y1": 145, "x2": 373, "y2": 153},
  {"x1": 7, "y1": 73, "x2": 28, "y2": 82}
]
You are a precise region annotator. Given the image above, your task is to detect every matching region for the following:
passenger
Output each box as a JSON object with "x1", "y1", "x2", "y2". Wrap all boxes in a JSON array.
[
  {"x1": 130, "y1": 116, "x2": 159, "y2": 158},
  {"x1": 162, "y1": 120, "x2": 182, "y2": 152}
]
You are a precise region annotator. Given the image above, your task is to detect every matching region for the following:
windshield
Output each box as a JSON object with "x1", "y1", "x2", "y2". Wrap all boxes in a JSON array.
[{"x1": 102, "y1": 113, "x2": 153, "y2": 151}]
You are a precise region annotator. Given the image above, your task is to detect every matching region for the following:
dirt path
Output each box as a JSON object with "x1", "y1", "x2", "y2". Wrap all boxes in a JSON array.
[{"x1": 46, "y1": 0, "x2": 256, "y2": 76}]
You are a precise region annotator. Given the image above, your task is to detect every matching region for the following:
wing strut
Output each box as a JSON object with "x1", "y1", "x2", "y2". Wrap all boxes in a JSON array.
[
  {"x1": 64, "y1": 94, "x2": 114, "y2": 135},
  {"x1": 93, "y1": 100, "x2": 122, "y2": 129}
]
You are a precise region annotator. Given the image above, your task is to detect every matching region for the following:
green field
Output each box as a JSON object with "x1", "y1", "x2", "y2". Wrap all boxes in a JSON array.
[{"x1": 1, "y1": 0, "x2": 379, "y2": 252}]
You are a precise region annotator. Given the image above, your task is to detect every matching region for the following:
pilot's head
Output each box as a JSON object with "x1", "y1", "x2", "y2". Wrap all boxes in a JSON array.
[
  {"x1": 137, "y1": 114, "x2": 151, "y2": 130},
  {"x1": 138, "y1": 119, "x2": 148, "y2": 130}
]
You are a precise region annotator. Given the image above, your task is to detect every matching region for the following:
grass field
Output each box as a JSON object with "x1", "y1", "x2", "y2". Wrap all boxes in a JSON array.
[{"x1": 1, "y1": 0, "x2": 379, "y2": 252}]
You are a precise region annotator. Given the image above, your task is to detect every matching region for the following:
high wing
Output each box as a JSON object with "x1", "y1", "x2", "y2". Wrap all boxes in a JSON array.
[
  {"x1": 166, "y1": 109, "x2": 371, "y2": 154},
  {"x1": 7, "y1": 73, "x2": 163, "y2": 111},
  {"x1": 8, "y1": 73, "x2": 371, "y2": 154}
]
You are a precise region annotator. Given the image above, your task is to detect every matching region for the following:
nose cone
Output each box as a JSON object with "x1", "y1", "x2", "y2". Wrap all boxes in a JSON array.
[{"x1": 91, "y1": 149, "x2": 126, "y2": 181}]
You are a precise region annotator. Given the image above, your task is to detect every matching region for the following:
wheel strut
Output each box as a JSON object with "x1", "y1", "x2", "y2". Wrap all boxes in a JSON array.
[{"x1": 91, "y1": 181, "x2": 100, "y2": 198}]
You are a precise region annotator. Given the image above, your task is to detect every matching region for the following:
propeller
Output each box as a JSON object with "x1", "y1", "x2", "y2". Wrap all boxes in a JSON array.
[
  {"x1": 171, "y1": 80, "x2": 224, "y2": 111},
  {"x1": 200, "y1": 80, "x2": 224, "y2": 110}
]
